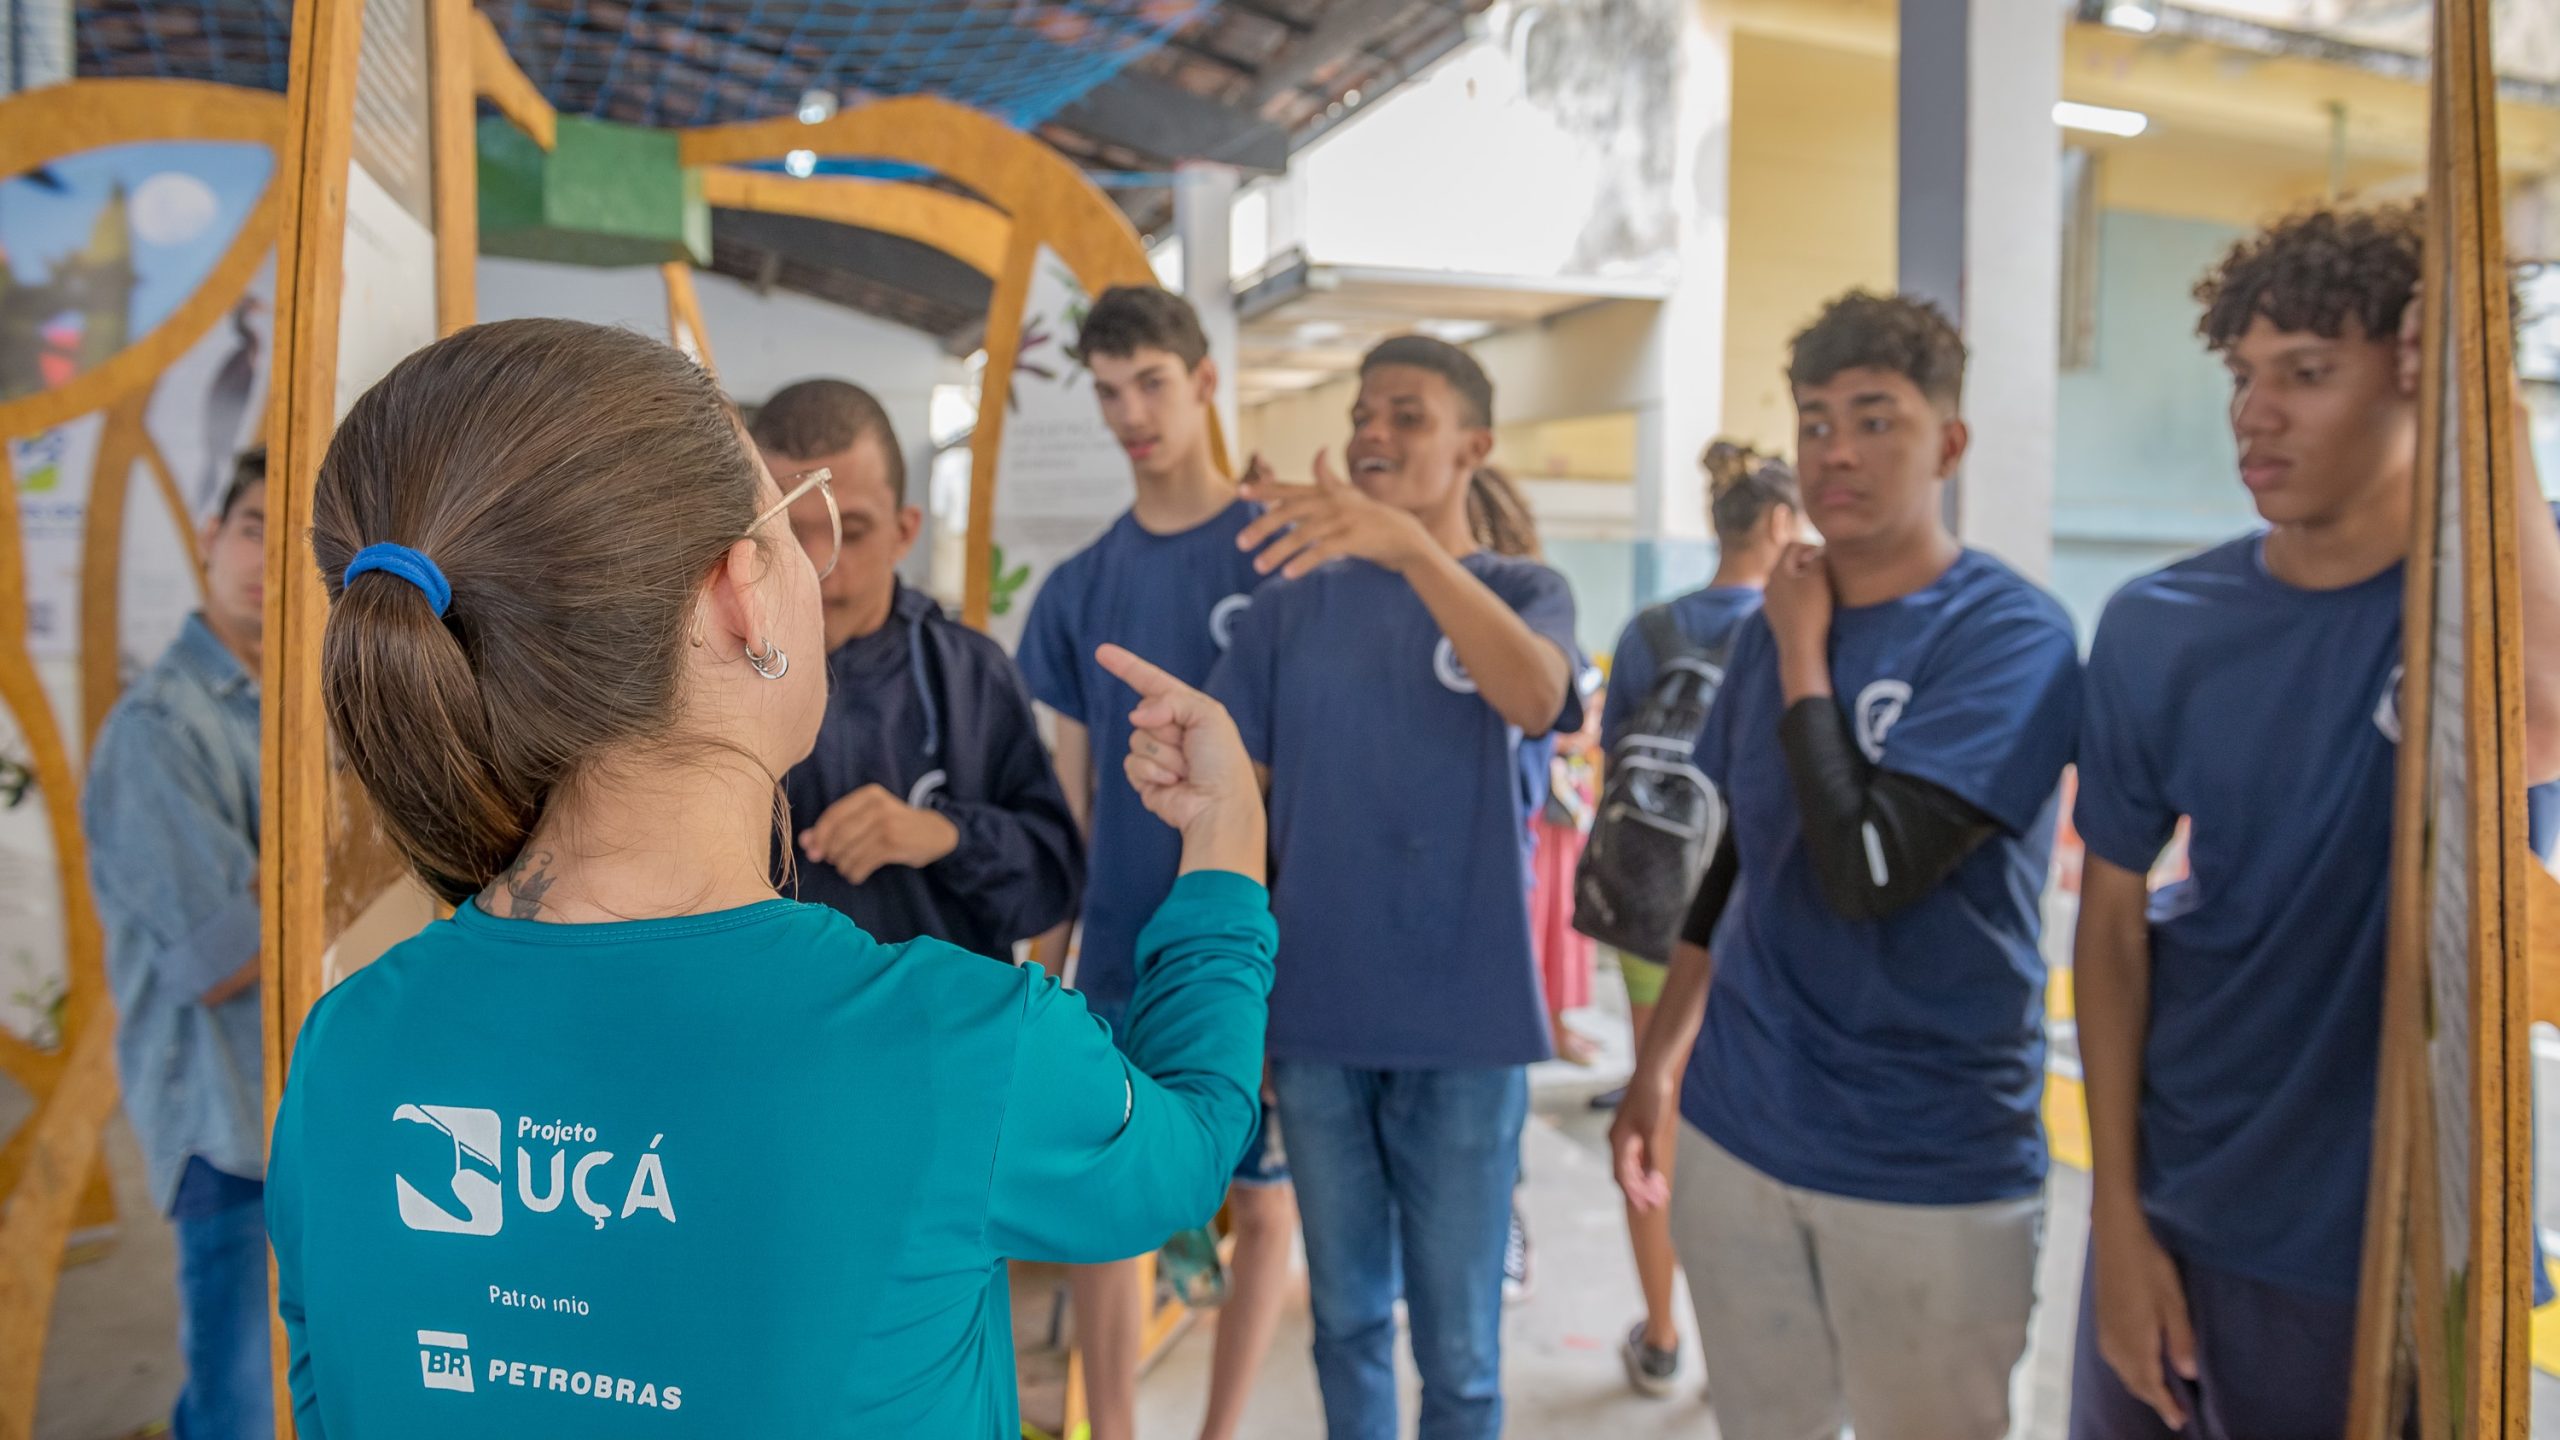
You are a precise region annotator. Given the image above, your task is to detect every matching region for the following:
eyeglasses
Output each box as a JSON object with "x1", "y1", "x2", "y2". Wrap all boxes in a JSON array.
[{"x1": 752, "y1": 467, "x2": 838, "y2": 580}]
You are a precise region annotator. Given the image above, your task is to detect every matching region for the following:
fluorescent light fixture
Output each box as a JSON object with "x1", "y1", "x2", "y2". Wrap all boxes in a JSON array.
[
  {"x1": 1416, "y1": 318, "x2": 1494, "y2": 345},
  {"x1": 2054, "y1": 101, "x2": 2148, "y2": 137},
  {"x1": 2102, "y1": 1, "x2": 2158, "y2": 32},
  {"x1": 784, "y1": 149, "x2": 817, "y2": 178}
]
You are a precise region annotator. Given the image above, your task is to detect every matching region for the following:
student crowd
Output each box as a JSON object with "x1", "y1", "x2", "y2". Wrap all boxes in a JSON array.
[{"x1": 79, "y1": 200, "x2": 2560, "y2": 1440}]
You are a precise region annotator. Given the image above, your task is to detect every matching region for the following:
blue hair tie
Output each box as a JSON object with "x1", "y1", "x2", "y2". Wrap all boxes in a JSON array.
[{"x1": 344, "y1": 543, "x2": 453, "y2": 618}]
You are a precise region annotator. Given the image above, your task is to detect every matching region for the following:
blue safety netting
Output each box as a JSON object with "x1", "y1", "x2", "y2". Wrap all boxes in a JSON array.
[
  {"x1": 73, "y1": 0, "x2": 1219, "y2": 135},
  {"x1": 504, "y1": 0, "x2": 1219, "y2": 130},
  {"x1": 74, "y1": 0, "x2": 291, "y2": 92}
]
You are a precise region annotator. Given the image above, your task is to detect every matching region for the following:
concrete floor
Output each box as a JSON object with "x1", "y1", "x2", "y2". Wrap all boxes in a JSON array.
[
  {"x1": 1130, "y1": 979, "x2": 2088, "y2": 1440},
  {"x1": 27, "y1": 1110, "x2": 184, "y2": 1440}
]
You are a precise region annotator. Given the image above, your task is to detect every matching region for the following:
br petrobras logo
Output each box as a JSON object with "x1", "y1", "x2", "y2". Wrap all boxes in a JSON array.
[
  {"x1": 1433, "y1": 636, "x2": 1477, "y2": 694},
  {"x1": 1854, "y1": 679, "x2": 1912, "y2": 763},
  {"x1": 419, "y1": 1330, "x2": 475, "y2": 1393},
  {"x1": 394, "y1": 1105, "x2": 504, "y2": 1236},
  {"x1": 415, "y1": 1329, "x2": 688, "y2": 1413},
  {"x1": 1209, "y1": 593, "x2": 1253, "y2": 651},
  {"x1": 394, "y1": 1105, "x2": 677, "y2": 1237},
  {"x1": 2376, "y1": 663, "x2": 2404, "y2": 744}
]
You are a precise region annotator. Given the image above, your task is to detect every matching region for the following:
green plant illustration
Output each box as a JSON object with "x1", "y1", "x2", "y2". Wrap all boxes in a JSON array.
[{"x1": 989, "y1": 543, "x2": 1033, "y2": 618}]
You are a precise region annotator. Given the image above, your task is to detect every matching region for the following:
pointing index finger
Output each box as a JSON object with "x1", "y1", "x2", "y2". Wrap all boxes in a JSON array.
[{"x1": 1096, "y1": 643, "x2": 1191, "y2": 702}]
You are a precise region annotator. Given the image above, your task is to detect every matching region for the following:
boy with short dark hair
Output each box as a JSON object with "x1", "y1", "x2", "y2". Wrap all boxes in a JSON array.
[
  {"x1": 1016, "y1": 286, "x2": 1292, "y2": 1440},
  {"x1": 757, "y1": 379, "x2": 1081, "y2": 955},
  {"x1": 1209, "y1": 333, "x2": 1583, "y2": 1439},
  {"x1": 2069, "y1": 205, "x2": 2560, "y2": 1439},
  {"x1": 85, "y1": 449, "x2": 277, "y2": 1438},
  {"x1": 1613, "y1": 291, "x2": 2082, "y2": 1438}
]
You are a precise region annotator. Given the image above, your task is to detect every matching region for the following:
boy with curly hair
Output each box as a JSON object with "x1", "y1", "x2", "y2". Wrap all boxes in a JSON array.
[{"x1": 2070, "y1": 204, "x2": 2560, "y2": 1439}]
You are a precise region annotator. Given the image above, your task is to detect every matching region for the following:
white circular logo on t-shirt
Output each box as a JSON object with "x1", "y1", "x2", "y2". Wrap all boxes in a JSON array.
[
  {"x1": 1854, "y1": 679, "x2": 1912, "y2": 762},
  {"x1": 1209, "y1": 593, "x2": 1253, "y2": 651},
  {"x1": 1433, "y1": 636, "x2": 1477, "y2": 694},
  {"x1": 2375, "y1": 664, "x2": 2404, "y2": 744},
  {"x1": 907, "y1": 769, "x2": 949, "y2": 808}
]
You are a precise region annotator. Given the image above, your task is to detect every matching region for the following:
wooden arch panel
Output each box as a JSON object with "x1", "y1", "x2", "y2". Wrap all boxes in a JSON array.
[
  {"x1": 0, "y1": 77, "x2": 284, "y2": 1439},
  {"x1": 0, "y1": 82, "x2": 286, "y2": 440},
  {"x1": 696, "y1": 167, "x2": 1012, "y2": 279},
  {"x1": 679, "y1": 98, "x2": 1226, "y2": 627},
  {"x1": 2348, "y1": 0, "x2": 2535, "y2": 1432}
]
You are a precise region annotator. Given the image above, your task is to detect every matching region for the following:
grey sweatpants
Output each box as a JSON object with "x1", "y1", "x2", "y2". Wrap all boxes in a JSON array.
[{"x1": 1668, "y1": 1121, "x2": 2043, "y2": 1440}]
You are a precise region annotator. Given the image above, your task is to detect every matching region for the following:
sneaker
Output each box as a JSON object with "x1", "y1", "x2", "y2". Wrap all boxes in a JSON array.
[
  {"x1": 1502, "y1": 1206, "x2": 1533, "y2": 1305},
  {"x1": 1619, "y1": 1320, "x2": 1681, "y2": 1398}
]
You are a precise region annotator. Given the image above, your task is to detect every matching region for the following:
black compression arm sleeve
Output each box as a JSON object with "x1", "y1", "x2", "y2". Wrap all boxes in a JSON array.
[
  {"x1": 1778, "y1": 697, "x2": 2000, "y2": 922},
  {"x1": 1678, "y1": 829, "x2": 1740, "y2": 950}
]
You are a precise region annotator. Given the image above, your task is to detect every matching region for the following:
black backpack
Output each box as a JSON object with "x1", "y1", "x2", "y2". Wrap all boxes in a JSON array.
[{"x1": 1571, "y1": 605, "x2": 1734, "y2": 963}]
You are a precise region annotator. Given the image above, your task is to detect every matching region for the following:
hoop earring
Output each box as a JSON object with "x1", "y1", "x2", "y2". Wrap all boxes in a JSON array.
[{"x1": 744, "y1": 637, "x2": 789, "y2": 680}]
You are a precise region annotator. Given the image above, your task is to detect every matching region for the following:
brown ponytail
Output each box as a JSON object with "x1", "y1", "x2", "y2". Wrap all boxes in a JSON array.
[
  {"x1": 1467, "y1": 464, "x2": 1542, "y2": 560},
  {"x1": 1702, "y1": 439, "x2": 1800, "y2": 549},
  {"x1": 311, "y1": 319, "x2": 763, "y2": 905}
]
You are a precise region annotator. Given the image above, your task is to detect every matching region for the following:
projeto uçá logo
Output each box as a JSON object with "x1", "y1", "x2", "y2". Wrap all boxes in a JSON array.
[{"x1": 393, "y1": 1105, "x2": 676, "y2": 1237}]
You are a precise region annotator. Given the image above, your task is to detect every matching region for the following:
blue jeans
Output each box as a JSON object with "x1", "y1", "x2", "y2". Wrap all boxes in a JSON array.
[
  {"x1": 169, "y1": 1158, "x2": 273, "y2": 1440},
  {"x1": 1268, "y1": 1060, "x2": 1527, "y2": 1440}
]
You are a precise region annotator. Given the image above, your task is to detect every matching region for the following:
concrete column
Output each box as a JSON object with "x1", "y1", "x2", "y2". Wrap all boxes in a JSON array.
[
  {"x1": 1897, "y1": 0, "x2": 2061, "y2": 581},
  {"x1": 1633, "y1": 0, "x2": 1735, "y2": 599},
  {"x1": 1176, "y1": 161, "x2": 1243, "y2": 448},
  {"x1": 2, "y1": 0, "x2": 73, "y2": 94}
]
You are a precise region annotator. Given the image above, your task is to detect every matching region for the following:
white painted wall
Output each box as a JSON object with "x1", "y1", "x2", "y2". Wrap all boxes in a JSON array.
[
  {"x1": 1248, "y1": 10, "x2": 1684, "y2": 283},
  {"x1": 1241, "y1": 298, "x2": 1662, "y2": 477},
  {"x1": 474, "y1": 257, "x2": 968, "y2": 492}
]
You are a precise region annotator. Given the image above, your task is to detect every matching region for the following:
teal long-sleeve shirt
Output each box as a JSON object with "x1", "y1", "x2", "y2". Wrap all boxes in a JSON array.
[{"x1": 267, "y1": 868, "x2": 1274, "y2": 1437}]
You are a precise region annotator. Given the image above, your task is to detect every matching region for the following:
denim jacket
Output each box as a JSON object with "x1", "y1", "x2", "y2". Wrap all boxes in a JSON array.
[{"x1": 82, "y1": 615, "x2": 264, "y2": 1213}]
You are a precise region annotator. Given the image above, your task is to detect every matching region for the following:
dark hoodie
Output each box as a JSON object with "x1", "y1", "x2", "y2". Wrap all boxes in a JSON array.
[{"x1": 780, "y1": 582, "x2": 1082, "y2": 955}]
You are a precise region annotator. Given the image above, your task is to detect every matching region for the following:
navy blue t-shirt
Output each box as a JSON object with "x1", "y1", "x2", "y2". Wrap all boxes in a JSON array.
[
  {"x1": 1018, "y1": 501, "x2": 1268, "y2": 1025},
  {"x1": 1682, "y1": 549, "x2": 2082, "y2": 1205},
  {"x1": 2077, "y1": 531, "x2": 2552, "y2": 1299},
  {"x1": 1602, "y1": 584, "x2": 1766, "y2": 756},
  {"x1": 1209, "y1": 553, "x2": 1584, "y2": 1069}
]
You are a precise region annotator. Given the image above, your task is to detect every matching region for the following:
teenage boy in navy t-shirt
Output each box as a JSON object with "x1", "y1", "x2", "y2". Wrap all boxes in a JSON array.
[
  {"x1": 2070, "y1": 207, "x2": 2560, "y2": 1440},
  {"x1": 1209, "y1": 335, "x2": 1581, "y2": 1440},
  {"x1": 1612, "y1": 292, "x2": 2082, "y2": 1439},
  {"x1": 1015, "y1": 286, "x2": 1288, "y2": 1440}
]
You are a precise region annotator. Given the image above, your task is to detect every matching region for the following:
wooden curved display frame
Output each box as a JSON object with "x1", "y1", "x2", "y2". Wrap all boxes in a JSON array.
[
  {"x1": 680, "y1": 99, "x2": 1231, "y2": 627},
  {"x1": 0, "y1": 82, "x2": 286, "y2": 440},
  {"x1": 0, "y1": 78, "x2": 281, "y2": 1439},
  {"x1": 695, "y1": 167, "x2": 1012, "y2": 280},
  {"x1": 81, "y1": 392, "x2": 212, "y2": 754}
]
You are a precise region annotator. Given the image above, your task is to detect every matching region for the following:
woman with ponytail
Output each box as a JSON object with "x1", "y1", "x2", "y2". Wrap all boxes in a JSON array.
[{"x1": 265, "y1": 318, "x2": 1273, "y2": 1438}]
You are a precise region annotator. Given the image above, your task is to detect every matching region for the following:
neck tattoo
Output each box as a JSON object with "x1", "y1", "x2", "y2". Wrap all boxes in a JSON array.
[{"x1": 483, "y1": 848, "x2": 559, "y2": 920}]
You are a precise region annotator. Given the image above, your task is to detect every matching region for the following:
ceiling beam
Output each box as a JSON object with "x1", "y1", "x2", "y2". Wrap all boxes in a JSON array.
[
  {"x1": 1054, "y1": 70, "x2": 1290, "y2": 171},
  {"x1": 1223, "y1": 0, "x2": 1317, "y2": 37},
  {"x1": 1248, "y1": 0, "x2": 1455, "y2": 106}
]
